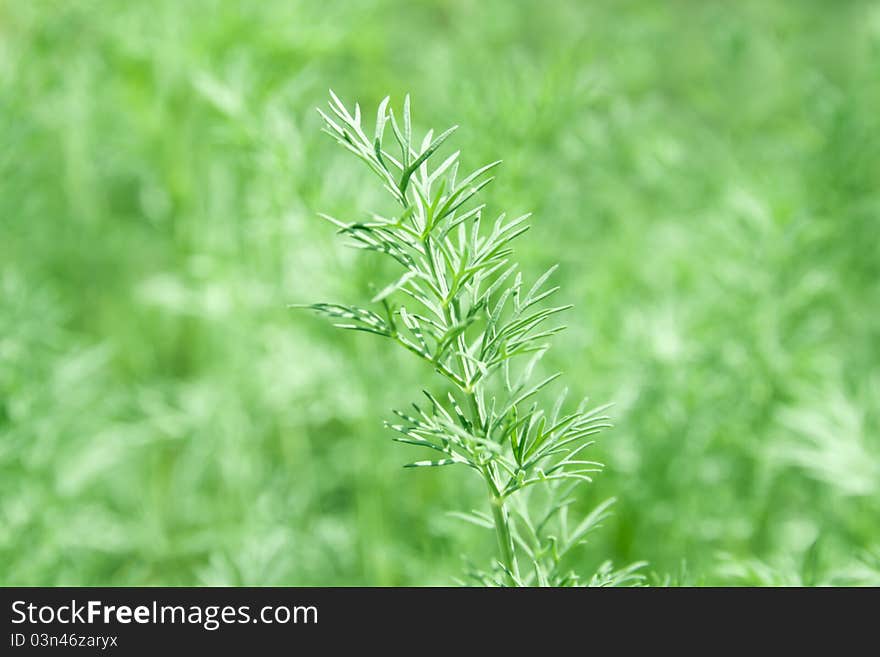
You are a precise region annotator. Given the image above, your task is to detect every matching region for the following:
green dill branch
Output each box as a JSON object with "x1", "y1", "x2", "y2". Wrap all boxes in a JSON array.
[{"x1": 302, "y1": 90, "x2": 643, "y2": 587}]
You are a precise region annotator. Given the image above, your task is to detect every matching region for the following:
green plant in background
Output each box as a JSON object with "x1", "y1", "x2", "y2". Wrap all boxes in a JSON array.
[
  {"x1": 302, "y1": 92, "x2": 643, "y2": 585},
  {"x1": 4, "y1": 0, "x2": 878, "y2": 588}
]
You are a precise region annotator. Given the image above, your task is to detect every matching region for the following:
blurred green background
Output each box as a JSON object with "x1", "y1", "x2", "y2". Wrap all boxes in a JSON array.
[{"x1": 2, "y1": 0, "x2": 878, "y2": 586}]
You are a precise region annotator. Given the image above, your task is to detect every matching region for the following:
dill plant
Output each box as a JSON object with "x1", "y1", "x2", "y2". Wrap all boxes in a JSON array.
[{"x1": 301, "y1": 92, "x2": 643, "y2": 586}]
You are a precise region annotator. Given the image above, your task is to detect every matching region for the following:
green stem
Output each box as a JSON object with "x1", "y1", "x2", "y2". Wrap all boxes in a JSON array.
[
  {"x1": 488, "y1": 486, "x2": 519, "y2": 585},
  {"x1": 424, "y1": 228, "x2": 519, "y2": 585}
]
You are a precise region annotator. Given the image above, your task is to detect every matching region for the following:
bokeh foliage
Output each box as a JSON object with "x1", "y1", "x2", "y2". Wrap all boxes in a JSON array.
[{"x1": 2, "y1": 0, "x2": 878, "y2": 585}]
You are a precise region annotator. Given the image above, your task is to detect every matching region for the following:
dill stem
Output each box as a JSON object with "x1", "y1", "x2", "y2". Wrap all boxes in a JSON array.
[
  {"x1": 489, "y1": 491, "x2": 518, "y2": 584},
  {"x1": 424, "y1": 228, "x2": 520, "y2": 584},
  {"x1": 467, "y1": 390, "x2": 519, "y2": 585}
]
